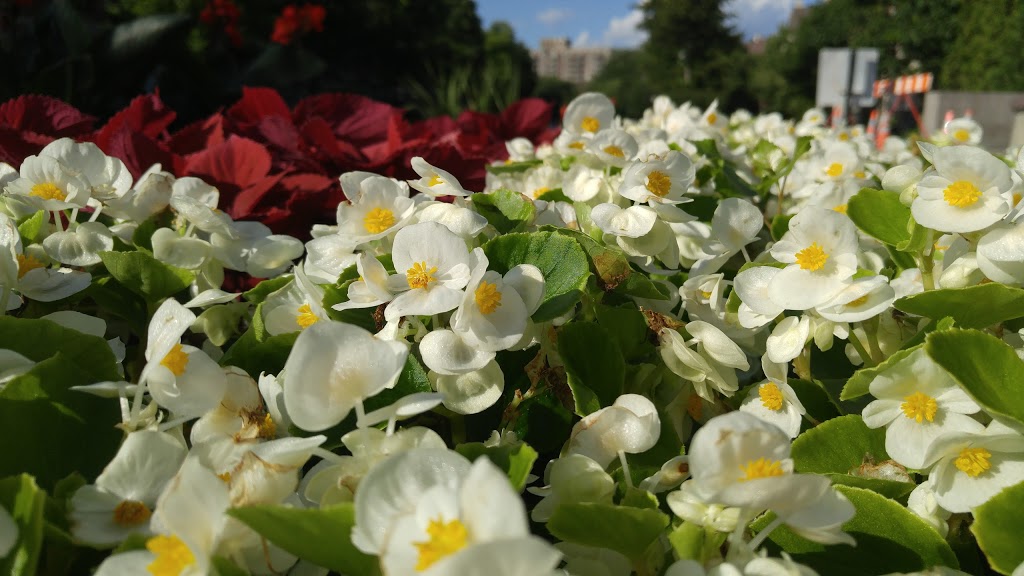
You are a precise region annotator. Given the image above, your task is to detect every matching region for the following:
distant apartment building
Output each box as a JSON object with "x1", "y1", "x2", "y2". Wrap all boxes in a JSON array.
[{"x1": 532, "y1": 38, "x2": 611, "y2": 84}]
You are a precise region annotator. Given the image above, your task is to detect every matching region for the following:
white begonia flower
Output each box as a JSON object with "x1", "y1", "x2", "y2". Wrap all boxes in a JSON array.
[
  {"x1": 563, "y1": 92, "x2": 616, "y2": 136},
  {"x1": 977, "y1": 223, "x2": 1024, "y2": 285},
  {"x1": 907, "y1": 480, "x2": 951, "y2": 537},
  {"x1": 352, "y1": 449, "x2": 562, "y2": 576},
  {"x1": 816, "y1": 141, "x2": 863, "y2": 182},
  {"x1": 528, "y1": 454, "x2": 616, "y2": 522},
  {"x1": 911, "y1": 143, "x2": 1011, "y2": 234},
  {"x1": 335, "y1": 175, "x2": 417, "y2": 243},
  {"x1": 70, "y1": 431, "x2": 187, "y2": 547},
  {"x1": 768, "y1": 206, "x2": 860, "y2": 310},
  {"x1": 428, "y1": 359, "x2": 505, "y2": 415},
  {"x1": 139, "y1": 299, "x2": 226, "y2": 419},
  {"x1": 189, "y1": 367, "x2": 281, "y2": 470},
  {"x1": 263, "y1": 266, "x2": 329, "y2": 335},
  {"x1": 151, "y1": 227, "x2": 212, "y2": 270},
  {"x1": 303, "y1": 233, "x2": 359, "y2": 283},
  {"x1": 93, "y1": 455, "x2": 231, "y2": 576},
  {"x1": 451, "y1": 249, "x2": 543, "y2": 352},
  {"x1": 688, "y1": 411, "x2": 829, "y2": 512},
  {"x1": 638, "y1": 455, "x2": 690, "y2": 493},
  {"x1": 619, "y1": 150, "x2": 696, "y2": 205},
  {"x1": 333, "y1": 252, "x2": 395, "y2": 312},
  {"x1": 765, "y1": 315, "x2": 811, "y2": 364},
  {"x1": 8, "y1": 240, "x2": 92, "y2": 305},
  {"x1": 565, "y1": 394, "x2": 660, "y2": 469},
  {"x1": 740, "y1": 358, "x2": 806, "y2": 439},
  {"x1": 5, "y1": 154, "x2": 91, "y2": 210},
  {"x1": 944, "y1": 117, "x2": 983, "y2": 145},
  {"x1": 384, "y1": 221, "x2": 472, "y2": 322},
  {"x1": 282, "y1": 321, "x2": 408, "y2": 431},
  {"x1": 659, "y1": 323, "x2": 748, "y2": 401},
  {"x1": 563, "y1": 164, "x2": 612, "y2": 203},
  {"x1": 922, "y1": 420, "x2": 1024, "y2": 513},
  {"x1": 666, "y1": 480, "x2": 743, "y2": 533},
  {"x1": 41, "y1": 221, "x2": 114, "y2": 266},
  {"x1": 692, "y1": 198, "x2": 763, "y2": 275},
  {"x1": 591, "y1": 203, "x2": 657, "y2": 238},
  {"x1": 587, "y1": 129, "x2": 639, "y2": 167},
  {"x1": 733, "y1": 265, "x2": 785, "y2": 329},
  {"x1": 505, "y1": 137, "x2": 535, "y2": 161},
  {"x1": 770, "y1": 483, "x2": 856, "y2": 545},
  {"x1": 39, "y1": 138, "x2": 132, "y2": 202},
  {"x1": 815, "y1": 275, "x2": 896, "y2": 322},
  {"x1": 861, "y1": 348, "x2": 982, "y2": 470},
  {"x1": 103, "y1": 164, "x2": 173, "y2": 222},
  {"x1": 409, "y1": 157, "x2": 471, "y2": 198},
  {"x1": 414, "y1": 201, "x2": 488, "y2": 239},
  {"x1": 420, "y1": 329, "x2": 494, "y2": 376},
  {"x1": 890, "y1": 268, "x2": 924, "y2": 300},
  {"x1": 304, "y1": 426, "x2": 447, "y2": 506},
  {"x1": 209, "y1": 220, "x2": 303, "y2": 278}
]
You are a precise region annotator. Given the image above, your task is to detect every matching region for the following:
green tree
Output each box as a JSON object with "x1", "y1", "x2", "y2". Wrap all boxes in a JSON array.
[{"x1": 941, "y1": 0, "x2": 1024, "y2": 90}]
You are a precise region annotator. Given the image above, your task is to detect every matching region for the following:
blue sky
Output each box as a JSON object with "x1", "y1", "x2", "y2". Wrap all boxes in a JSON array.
[{"x1": 476, "y1": 0, "x2": 816, "y2": 49}]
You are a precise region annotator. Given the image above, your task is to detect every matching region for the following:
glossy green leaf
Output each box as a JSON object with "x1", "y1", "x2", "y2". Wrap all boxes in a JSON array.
[
  {"x1": 840, "y1": 344, "x2": 922, "y2": 401},
  {"x1": 926, "y1": 329, "x2": 1024, "y2": 432},
  {"x1": 471, "y1": 189, "x2": 536, "y2": 233},
  {"x1": 770, "y1": 213, "x2": 793, "y2": 242},
  {"x1": 971, "y1": 480, "x2": 1024, "y2": 574},
  {"x1": 548, "y1": 227, "x2": 667, "y2": 300},
  {"x1": 229, "y1": 503, "x2": 379, "y2": 576},
  {"x1": 455, "y1": 441, "x2": 538, "y2": 491},
  {"x1": 99, "y1": 250, "x2": 194, "y2": 301},
  {"x1": 0, "y1": 316, "x2": 119, "y2": 382},
  {"x1": 594, "y1": 303, "x2": 652, "y2": 362},
  {"x1": 792, "y1": 415, "x2": 890, "y2": 474},
  {"x1": 16, "y1": 211, "x2": 46, "y2": 245},
  {"x1": 482, "y1": 231, "x2": 590, "y2": 322},
  {"x1": 557, "y1": 321, "x2": 625, "y2": 414},
  {"x1": 484, "y1": 159, "x2": 543, "y2": 174},
  {"x1": 847, "y1": 188, "x2": 911, "y2": 246},
  {"x1": 548, "y1": 502, "x2": 669, "y2": 561},
  {"x1": 756, "y1": 485, "x2": 958, "y2": 575},
  {"x1": 894, "y1": 284, "x2": 1024, "y2": 329},
  {"x1": 242, "y1": 275, "x2": 292, "y2": 304},
  {"x1": 0, "y1": 474, "x2": 46, "y2": 576}
]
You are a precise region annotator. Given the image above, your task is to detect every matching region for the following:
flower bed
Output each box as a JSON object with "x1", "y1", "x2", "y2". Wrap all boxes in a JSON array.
[{"x1": 0, "y1": 91, "x2": 1022, "y2": 576}]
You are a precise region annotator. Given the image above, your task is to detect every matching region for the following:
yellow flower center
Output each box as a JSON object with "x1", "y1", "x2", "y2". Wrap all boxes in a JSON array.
[
  {"x1": 407, "y1": 261, "x2": 438, "y2": 290},
  {"x1": 296, "y1": 303, "x2": 319, "y2": 329},
  {"x1": 699, "y1": 290, "x2": 713, "y2": 299},
  {"x1": 758, "y1": 382, "x2": 784, "y2": 411},
  {"x1": 146, "y1": 535, "x2": 195, "y2": 576},
  {"x1": 363, "y1": 207, "x2": 396, "y2": 234},
  {"x1": 603, "y1": 145, "x2": 625, "y2": 158},
  {"x1": 848, "y1": 294, "x2": 870, "y2": 306},
  {"x1": 568, "y1": 141, "x2": 585, "y2": 150},
  {"x1": 795, "y1": 242, "x2": 828, "y2": 271},
  {"x1": 532, "y1": 186, "x2": 551, "y2": 199},
  {"x1": 645, "y1": 170, "x2": 672, "y2": 198},
  {"x1": 217, "y1": 471, "x2": 232, "y2": 483},
  {"x1": 30, "y1": 182, "x2": 66, "y2": 201},
  {"x1": 838, "y1": 133, "x2": 850, "y2": 141},
  {"x1": 707, "y1": 112, "x2": 718, "y2": 125},
  {"x1": 900, "y1": 391, "x2": 938, "y2": 423},
  {"x1": 160, "y1": 344, "x2": 189, "y2": 377},
  {"x1": 16, "y1": 253, "x2": 45, "y2": 279},
  {"x1": 953, "y1": 129, "x2": 970, "y2": 142},
  {"x1": 1014, "y1": 192, "x2": 1022, "y2": 206},
  {"x1": 414, "y1": 518, "x2": 468, "y2": 571},
  {"x1": 832, "y1": 204, "x2": 848, "y2": 214},
  {"x1": 257, "y1": 412, "x2": 277, "y2": 439},
  {"x1": 581, "y1": 116, "x2": 600, "y2": 133},
  {"x1": 943, "y1": 180, "x2": 982, "y2": 208},
  {"x1": 112, "y1": 500, "x2": 151, "y2": 526},
  {"x1": 739, "y1": 457, "x2": 785, "y2": 481},
  {"x1": 826, "y1": 163, "x2": 844, "y2": 178},
  {"x1": 954, "y1": 447, "x2": 992, "y2": 477},
  {"x1": 854, "y1": 170, "x2": 866, "y2": 179},
  {"x1": 474, "y1": 281, "x2": 502, "y2": 314},
  {"x1": 428, "y1": 174, "x2": 443, "y2": 187}
]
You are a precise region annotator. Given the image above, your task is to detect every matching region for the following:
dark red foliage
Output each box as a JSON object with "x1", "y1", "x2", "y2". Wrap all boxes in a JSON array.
[
  {"x1": 271, "y1": 3, "x2": 326, "y2": 45},
  {"x1": 0, "y1": 87, "x2": 560, "y2": 239}
]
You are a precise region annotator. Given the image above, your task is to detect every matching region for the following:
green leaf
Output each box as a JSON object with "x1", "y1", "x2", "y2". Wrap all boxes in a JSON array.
[
  {"x1": 509, "y1": 390, "x2": 575, "y2": 455},
  {"x1": 471, "y1": 189, "x2": 536, "y2": 233},
  {"x1": 0, "y1": 354, "x2": 122, "y2": 487},
  {"x1": 756, "y1": 485, "x2": 958, "y2": 575},
  {"x1": 243, "y1": 275, "x2": 293, "y2": 304},
  {"x1": 756, "y1": 135, "x2": 812, "y2": 196},
  {"x1": 211, "y1": 556, "x2": 250, "y2": 576},
  {"x1": 229, "y1": 503, "x2": 379, "y2": 576},
  {"x1": 557, "y1": 322, "x2": 625, "y2": 414},
  {"x1": 363, "y1": 354, "x2": 433, "y2": 413},
  {"x1": 131, "y1": 209, "x2": 173, "y2": 252},
  {"x1": 17, "y1": 211, "x2": 46, "y2": 245},
  {"x1": 825, "y1": 473, "x2": 915, "y2": 501},
  {"x1": 926, "y1": 329, "x2": 1024, "y2": 432},
  {"x1": 219, "y1": 313, "x2": 298, "y2": 380},
  {"x1": 0, "y1": 316, "x2": 119, "y2": 382},
  {"x1": 548, "y1": 502, "x2": 669, "y2": 561},
  {"x1": 894, "y1": 283, "x2": 1024, "y2": 329},
  {"x1": 594, "y1": 303, "x2": 652, "y2": 362},
  {"x1": 900, "y1": 316, "x2": 955, "y2": 351},
  {"x1": 846, "y1": 188, "x2": 912, "y2": 246},
  {"x1": 770, "y1": 214, "x2": 793, "y2": 242},
  {"x1": 454, "y1": 441, "x2": 538, "y2": 491},
  {"x1": 0, "y1": 475, "x2": 46, "y2": 576},
  {"x1": 549, "y1": 228, "x2": 667, "y2": 299},
  {"x1": 788, "y1": 379, "x2": 842, "y2": 423},
  {"x1": 484, "y1": 159, "x2": 543, "y2": 174},
  {"x1": 482, "y1": 231, "x2": 590, "y2": 322},
  {"x1": 840, "y1": 345, "x2": 922, "y2": 401},
  {"x1": 792, "y1": 415, "x2": 889, "y2": 474},
  {"x1": 972, "y1": 480, "x2": 1024, "y2": 574},
  {"x1": 99, "y1": 250, "x2": 195, "y2": 301},
  {"x1": 536, "y1": 188, "x2": 573, "y2": 203},
  {"x1": 715, "y1": 165, "x2": 757, "y2": 198}
]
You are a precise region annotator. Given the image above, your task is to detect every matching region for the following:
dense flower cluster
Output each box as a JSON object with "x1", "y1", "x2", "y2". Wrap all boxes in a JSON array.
[{"x1": 2, "y1": 90, "x2": 1024, "y2": 576}]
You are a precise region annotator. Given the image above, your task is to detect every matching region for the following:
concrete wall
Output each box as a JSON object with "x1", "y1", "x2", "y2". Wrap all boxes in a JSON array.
[{"x1": 922, "y1": 91, "x2": 1024, "y2": 152}]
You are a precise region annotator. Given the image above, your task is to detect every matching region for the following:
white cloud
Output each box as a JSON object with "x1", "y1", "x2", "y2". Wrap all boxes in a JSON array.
[
  {"x1": 537, "y1": 8, "x2": 572, "y2": 26},
  {"x1": 574, "y1": 30, "x2": 591, "y2": 47},
  {"x1": 602, "y1": 9, "x2": 647, "y2": 47},
  {"x1": 728, "y1": 0, "x2": 795, "y2": 11}
]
